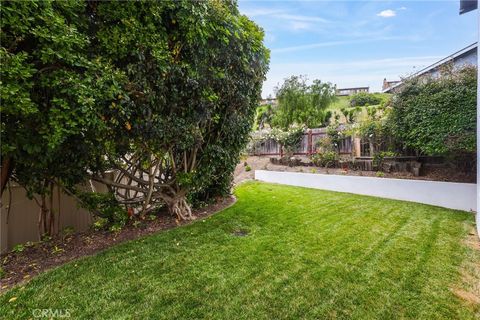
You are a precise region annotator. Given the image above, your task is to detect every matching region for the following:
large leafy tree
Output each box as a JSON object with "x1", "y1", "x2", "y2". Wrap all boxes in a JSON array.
[
  {"x1": 272, "y1": 75, "x2": 336, "y2": 129},
  {"x1": 1, "y1": 1, "x2": 124, "y2": 235},
  {"x1": 1, "y1": 0, "x2": 269, "y2": 231},
  {"x1": 85, "y1": 0, "x2": 269, "y2": 220}
]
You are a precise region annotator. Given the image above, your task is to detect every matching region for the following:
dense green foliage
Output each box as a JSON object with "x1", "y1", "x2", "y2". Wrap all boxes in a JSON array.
[
  {"x1": 1, "y1": 0, "x2": 269, "y2": 226},
  {"x1": 270, "y1": 126, "x2": 304, "y2": 155},
  {"x1": 1, "y1": 1, "x2": 122, "y2": 197},
  {"x1": 310, "y1": 150, "x2": 337, "y2": 167},
  {"x1": 90, "y1": 1, "x2": 269, "y2": 218},
  {"x1": 354, "y1": 106, "x2": 394, "y2": 155},
  {"x1": 272, "y1": 75, "x2": 336, "y2": 129},
  {"x1": 1, "y1": 1, "x2": 126, "y2": 234},
  {"x1": 389, "y1": 66, "x2": 476, "y2": 155},
  {"x1": 254, "y1": 104, "x2": 275, "y2": 130},
  {"x1": 349, "y1": 92, "x2": 388, "y2": 107},
  {"x1": 2, "y1": 182, "x2": 478, "y2": 319}
]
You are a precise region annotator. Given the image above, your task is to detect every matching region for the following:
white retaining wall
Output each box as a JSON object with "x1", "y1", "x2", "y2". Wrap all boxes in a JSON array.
[{"x1": 255, "y1": 170, "x2": 476, "y2": 212}]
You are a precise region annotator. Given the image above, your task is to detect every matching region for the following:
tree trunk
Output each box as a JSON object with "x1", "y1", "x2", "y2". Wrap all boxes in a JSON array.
[
  {"x1": 1, "y1": 157, "x2": 13, "y2": 196},
  {"x1": 165, "y1": 194, "x2": 194, "y2": 221}
]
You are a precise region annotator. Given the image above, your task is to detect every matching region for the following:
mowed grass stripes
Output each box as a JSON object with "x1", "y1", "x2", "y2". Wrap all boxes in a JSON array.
[{"x1": 1, "y1": 181, "x2": 478, "y2": 319}]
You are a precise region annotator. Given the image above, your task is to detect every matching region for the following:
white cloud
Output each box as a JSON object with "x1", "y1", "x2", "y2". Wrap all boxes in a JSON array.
[
  {"x1": 377, "y1": 9, "x2": 396, "y2": 18},
  {"x1": 271, "y1": 36, "x2": 419, "y2": 54},
  {"x1": 398, "y1": 7, "x2": 407, "y2": 11},
  {"x1": 241, "y1": 8, "x2": 283, "y2": 17},
  {"x1": 240, "y1": 7, "x2": 329, "y2": 23},
  {"x1": 274, "y1": 14, "x2": 329, "y2": 23},
  {"x1": 290, "y1": 21, "x2": 312, "y2": 31}
]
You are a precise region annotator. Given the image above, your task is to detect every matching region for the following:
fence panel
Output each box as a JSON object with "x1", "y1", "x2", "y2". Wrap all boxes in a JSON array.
[
  {"x1": 0, "y1": 182, "x2": 108, "y2": 253},
  {"x1": 251, "y1": 128, "x2": 350, "y2": 156}
]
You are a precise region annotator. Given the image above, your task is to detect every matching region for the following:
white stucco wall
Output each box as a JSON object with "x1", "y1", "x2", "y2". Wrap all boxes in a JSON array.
[
  {"x1": 476, "y1": 8, "x2": 479, "y2": 238},
  {"x1": 255, "y1": 170, "x2": 476, "y2": 212}
]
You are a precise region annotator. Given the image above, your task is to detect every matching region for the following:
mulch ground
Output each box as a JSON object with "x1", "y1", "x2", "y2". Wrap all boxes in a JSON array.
[
  {"x1": 0, "y1": 195, "x2": 236, "y2": 293},
  {"x1": 236, "y1": 156, "x2": 476, "y2": 184}
]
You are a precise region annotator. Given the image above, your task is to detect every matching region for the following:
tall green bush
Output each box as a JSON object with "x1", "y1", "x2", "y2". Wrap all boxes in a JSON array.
[
  {"x1": 1, "y1": 1, "x2": 269, "y2": 227},
  {"x1": 389, "y1": 66, "x2": 476, "y2": 156},
  {"x1": 1, "y1": 1, "x2": 125, "y2": 235},
  {"x1": 349, "y1": 92, "x2": 388, "y2": 107}
]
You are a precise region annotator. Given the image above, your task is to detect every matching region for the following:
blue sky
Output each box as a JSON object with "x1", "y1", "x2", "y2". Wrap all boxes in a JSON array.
[{"x1": 238, "y1": 0, "x2": 478, "y2": 97}]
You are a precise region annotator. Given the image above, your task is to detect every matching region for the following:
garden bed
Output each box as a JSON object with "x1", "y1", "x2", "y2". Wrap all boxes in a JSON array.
[
  {"x1": 235, "y1": 156, "x2": 475, "y2": 184},
  {"x1": 0, "y1": 196, "x2": 236, "y2": 291}
]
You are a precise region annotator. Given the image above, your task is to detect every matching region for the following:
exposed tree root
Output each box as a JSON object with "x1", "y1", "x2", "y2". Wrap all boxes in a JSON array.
[{"x1": 166, "y1": 195, "x2": 194, "y2": 221}]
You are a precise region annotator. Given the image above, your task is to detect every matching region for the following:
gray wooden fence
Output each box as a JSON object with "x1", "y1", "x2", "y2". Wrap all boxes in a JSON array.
[{"x1": 251, "y1": 128, "x2": 353, "y2": 156}]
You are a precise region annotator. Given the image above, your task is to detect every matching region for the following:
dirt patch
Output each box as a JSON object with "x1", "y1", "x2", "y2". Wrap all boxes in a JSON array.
[
  {"x1": 232, "y1": 229, "x2": 249, "y2": 237},
  {"x1": 453, "y1": 288, "x2": 480, "y2": 306},
  {"x1": 452, "y1": 227, "x2": 480, "y2": 309},
  {"x1": 234, "y1": 156, "x2": 475, "y2": 184},
  {"x1": 234, "y1": 157, "x2": 270, "y2": 184},
  {"x1": 0, "y1": 196, "x2": 236, "y2": 292}
]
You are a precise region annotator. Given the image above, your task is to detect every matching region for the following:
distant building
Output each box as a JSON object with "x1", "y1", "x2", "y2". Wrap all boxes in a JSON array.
[
  {"x1": 260, "y1": 98, "x2": 278, "y2": 106},
  {"x1": 383, "y1": 42, "x2": 477, "y2": 93},
  {"x1": 382, "y1": 79, "x2": 401, "y2": 92},
  {"x1": 335, "y1": 87, "x2": 369, "y2": 96}
]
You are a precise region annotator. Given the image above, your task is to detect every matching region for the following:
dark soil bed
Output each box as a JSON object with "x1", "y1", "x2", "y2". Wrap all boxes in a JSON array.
[
  {"x1": 0, "y1": 195, "x2": 236, "y2": 292},
  {"x1": 235, "y1": 156, "x2": 475, "y2": 184}
]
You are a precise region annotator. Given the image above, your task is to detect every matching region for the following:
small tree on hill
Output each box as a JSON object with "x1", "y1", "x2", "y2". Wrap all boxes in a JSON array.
[{"x1": 272, "y1": 75, "x2": 336, "y2": 129}]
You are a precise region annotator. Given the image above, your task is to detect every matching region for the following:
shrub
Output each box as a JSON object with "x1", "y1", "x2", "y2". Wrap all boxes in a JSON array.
[
  {"x1": 349, "y1": 92, "x2": 384, "y2": 107},
  {"x1": 0, "y1": 1, "x2": 125, "y2": 236},
  {"x1": 259, "y1": 126, "x2": 305, "y2": 157},
  {"x1": 353, "y1": 106, "x2": 395, "y2": 156},
  {"x1": 12, "y1": 244, "x2": 25, "y2": 253},
  {"x1": 340, "y1": 108, "x2": 359, "y2": 123},
  {"x1": 389, "y1": 65, "x2": 476, "y2": 156},
  {"x1": 78, "y1": 192, "x2": 128, "y2": 226},
  {"x1": 245, "y1": 166, "x2": 252, "y2": 172},
  {"x1": 376, "y1": 171, "x2": 385, "y2": 177},
  {"x1": 316, "y1": 136, "x2": 334, "y2": 153},
  {"x1": 311, "y1": 151, "x2": 337, "y2": 167},
  {"x1": 93, "y1": 217, "x2": 109, "y2": 231},
  {"x1": 373, "y1": 151, "x2": 397, "y2": 167},
  {"x1": 277, "y1": 126, "x2": 304, "y2": 156}
]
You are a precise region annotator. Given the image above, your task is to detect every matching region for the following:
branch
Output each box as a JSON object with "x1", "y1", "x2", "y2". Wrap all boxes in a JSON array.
[{"x1": 91, "y1": 176, "x2": 147, "y2": 193}]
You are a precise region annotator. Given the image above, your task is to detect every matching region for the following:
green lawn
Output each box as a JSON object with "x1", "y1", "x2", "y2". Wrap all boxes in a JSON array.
[
  {"x1": 328, "y1": 95, "x2": 350, "y2": 111},
  {"x1": 1, "y1": 182, "x2": 479, "y2": 319}
]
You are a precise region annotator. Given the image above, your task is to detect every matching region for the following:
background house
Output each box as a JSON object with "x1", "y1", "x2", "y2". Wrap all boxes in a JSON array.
[
  {"x1": 335, "y1": 86, "x2": 369, "y2": 96},
  {"x1": 383, "y1": 42, "x2": 478, "y2": 93}
]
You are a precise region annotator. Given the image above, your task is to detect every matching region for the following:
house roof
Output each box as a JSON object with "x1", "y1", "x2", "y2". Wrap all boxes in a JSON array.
[
  {"x1": 337, "y1": 87, "x2": 369, "y2": 90},
  {"x1": 382, "y1": 42, "x2": 478, "y2": 93}
]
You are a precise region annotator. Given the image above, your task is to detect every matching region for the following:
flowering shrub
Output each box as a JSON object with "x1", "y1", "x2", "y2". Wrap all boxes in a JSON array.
[{"x1": 247, "y1": 126, "x2": 305, "y2": 156}]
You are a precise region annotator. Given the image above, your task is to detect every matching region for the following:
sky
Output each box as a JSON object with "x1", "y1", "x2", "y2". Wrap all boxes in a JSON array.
[{"x1": 237, "y1": 0, "x2": 478, "y2": 98}]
